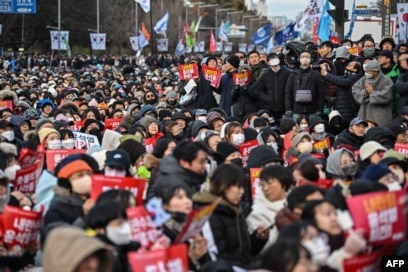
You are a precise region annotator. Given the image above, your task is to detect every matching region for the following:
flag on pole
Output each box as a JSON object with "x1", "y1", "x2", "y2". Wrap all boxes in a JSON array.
[
  {"x1": 154, "y1": 12, "x2": 169, "y2": 34},
  {"x1": 138, "y1": 30, "x2": 149, "y2": 48},
  {"x1": 209, "y1": 31, "x2": 216, "y2": 54},
  {"x1": 312, "y1": 17, "x2": 319, "y2": 43},
  {"x1": 90, "y1": 33, "x2": 106, "y2": 50},
  {"x1": 317, "y1": 0, "x2": 331, "y2": 41},
  {"x1": 182, "y1": 22, "x2": 194, "y2": 47},
  {"x1": 251, "y1": 23, "x2": 271, "y2": 45},
  {"x1": 63, "y1": 35, "x2": 71, "y2": 57},
  {"x1": 175, "y1": 38, "x2": 185, "y2": 56},
  {"x1": 217, "y1": 21, "x2": 230, "y2": 42},
  {"x1": 129, "y1": 36, "x2": 139, "y2": 51},
  {"x1": 50, "y1": 31, "x2": 69, "y2": 50},
  {"x1": 141, "y1": 22, "x2": 151, "y2": 41},
  {"x1": 294, "y1": 0, "x2": 316, "y2": 32},
  {"x1": 195, "y1": 16, "x2": 202, "y2": 32},
  {"x1": 265, "y1": 36, "x2": 274, "y2": 54},
  {"x1": 345, "y1": 0, "x2": 356, "y2": 39},
  {"x1": 135, "y1": 0, "x2": 150, "y2": 13},
  {"x1": 186, "y1": 21, "x2": 196, "y2": 47},
  {"x1": 274, "y1": 23, "x2": 298, "y2": 46},
  {"x1": 397, "y1": 3, "x2": 408, "y2": 42}
]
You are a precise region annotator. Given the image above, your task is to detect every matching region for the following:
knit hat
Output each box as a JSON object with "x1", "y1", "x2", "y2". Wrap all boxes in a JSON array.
[
  {"x1": 205, "y1": 55, "x2": 217, "y2": 66},
  {"x1": 359, "y1": 141, "x2": 387, "y2": 161},
  {"x1": 10, "y1": 115, "x2": 29, "y2": 127},
  {"x1": 238, "y1": 64, "x2": 251, "y2": 73},
  {"x1": 57, "y1": 159, "x2": 93, "y2": 179},
  {"x1": 140, "y1": 105, "x2": 157, "y2": 118},
  {"x1": 158, "y1": 109, "x2": 172, "y2": 122},
  {"x1": 227, "y1": 55, "x2": 240, "y2": 69},
  {"x1": 365, "y1": 60, "x2": 381, "y2": 71},
  {"x1": 82, "y1": 119, "x2": 100, "y2": 132},
  {"x1": 291, "y1": 132, "x2": 313, "y2": 147},
  {"x1": 140, "y1": 116, "x2": 159, "y2": 129},
  {"x1": 244, "y1": 127, "x2": 257, "y2": 141},
  {"x1": 35, "y1": 118, "x2": 53, "y2": 130},
  {"x1": 166, "y1": 91, "x2": 177, "y2": 100},
  {"x1": 247, "y1": 145, "x2": 283, "y2": 168},
  {"x1": 378, "y1": 50, "x2": 393, "y2": 60},
  {"x1": 172, "y1": 112, "x2": 189, "y2": 122},
  {"x1": 206, "y1": 111, "x2": 224, "y2": 126},
  {"x1": 279, "y1": 118, "x2": 296, "y2": 134},
  {"x1": 105, "y1": 149, "x2": 131, "y2": 170},
  {"x1": 24, "y1": 107, "x2": 40, "y2": 120},
  {"x1": 362, "y1": 164, "x2": 392, "y2": 182},
  {"x1": 335, "y1": 46, "x2": 350, "y2": 59},
  {"x1": 216, "y1": 141, "x2": 239, "y2": 160},
  {"x1": 38, "y1": 127, "x2": 60, "y2": 142}
]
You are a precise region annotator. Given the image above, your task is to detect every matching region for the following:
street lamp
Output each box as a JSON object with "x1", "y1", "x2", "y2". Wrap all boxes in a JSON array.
[{"x1": 96, "y1": 0, "x2": 100, "y2": 33}]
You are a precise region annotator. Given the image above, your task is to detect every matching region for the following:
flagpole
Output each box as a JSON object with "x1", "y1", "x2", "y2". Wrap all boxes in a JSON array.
[
  {"x1": 135, "y1": 2, "x2": 138, "y2": 37},
  {"x1": 149, "y1": 8, "x2": 155, "y2": 55}
]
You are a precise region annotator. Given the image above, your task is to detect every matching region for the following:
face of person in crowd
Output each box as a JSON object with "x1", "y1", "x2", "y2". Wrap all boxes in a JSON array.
[
  {"x1": 396, "y1": 132, "x2": 408, "y2": 144},
  {"x1": 113, "y1": 111, "x2": 124, "y2": 119},
  {"x1": 368, "y1": 149, "x2": 384, "y2": 164},
  {"x1": 362, "y1": 40, "x2": 375, "y2": 50},
  {"x1": 207, "y1": 134, "x2": 221, "y2": 152},
  {"x1": 299, "y1": 52, "x2": 312, "y2": 69},
  {"x1": 296, "y1": 137, "x2": 313, "y2": 154},
  {"x1": 207, "y1": 59, "x2": 217, "y2": 69},
  {"x1": 314, "y1": 202, "x2": 342, "y2": 236},
  {"x1": 11, "y1": 191, "x2": 33, "y2": 210},
  {"x1": 399, "y1": 53, "x2": 408, "y2": 71},
  {"x1": 228, "y1": 126, "x2": 245, "y2": 146},
  {"x1": 43, "y1": 104, "x2": 53, "y2": 115},
  {"x1": 248, "y1": 53, "x2": 260, "y2": 66},
  {"x1": 176, "y1": 119, "x2": 186, "y2": 130},
  {"x1": 349, "y1": 123, "x2": 366, "y2": 137},
  {"x1": 46, "y1": 132, "x2": 62, "y2": 150},
  {"x1": 86, "y1": 111, "x2": 96, "y2": 120},
  {"x1": 299, "y1": 119, "x2": 309, "y2": 131},
  {"x1": 85, "y1": 122, "x2": 99, "y2": 134},
  {"x1": 19, "y1": 121, "x2": 30, "y2": 135},
  {"x1": 164, "y1": 141, "x2": 177, "y2": 157},
  {"x1": 216, "y1": 59, "x2": 223, "y2": 70},
  {"x1": 225, "y1": 151, "x2": 242, "y2": 167},
  {"x1": 65, "y1": 93, "x2": 74, "y2": 101},
  {"x1": 73, "y1": 113, "x2": 82, "y2": 121},
  {"x1": 212, "y1": 120, "x2": 224, "y2": 133},
  {"x1": 319, "y1": 45, "x2": 332, "y2": 58},
  {"x1": 1, "y1": 111, "x2": 12, "y2": 121},
  {"x1": 145, "y1": 92, "x2": 157, "y2": 105},
  {"x1": 260, "y1": 177, "x2": 286, "y2": 202},
  {"x1": 224, "y1": 185, "x2": 244, "y2": 205},
  {"x1": 105, "y1": 166, "x2": 126, "y2": 177},
  {"x1": 69, "y1": 169, "x2": 92, "y2": 199},
  {"x1": 381, "y1": 41, "x2": 393, "y2": 51},
  {"x1": 259, "y1": 53, "x2": 267, "y2": 63},
  {"x1": 180, "y1": 150, "x2": 207, "y2": 175},
  {"x1": 147, "y1": 122, "x2": 159, "y2": 135},
  {"x1": 388, "y1": 164, "x2": 406, "y2": 185},
  {"x1": 379, "y1": 172, "x2": 401, "y2": 191},
  {"x1": 163, "y1": 188, "x2": 193, "y2": 214}
]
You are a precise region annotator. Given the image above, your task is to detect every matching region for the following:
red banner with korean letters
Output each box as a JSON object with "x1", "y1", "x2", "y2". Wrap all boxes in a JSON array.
[
  {"x1": 343, "y1": 249, "x2": 382, "y2": 272},
  {"x1": 104, "y1": 118, "x2": 124, "y2": 131},
  {"x1": 128, "y1": 244, "x2": 188, "y2": 272},
  {"x1": 90, "y1": 174, "x2": 146, "y2": 206},
  {"x1": 71, "y1": 121, "x2": 83, "y2": 132},
  {"x1": 0, "y1": 101, "x2": 13, "y2": 110},
  {"x1": 15, "y1": 148, "x2": 45, "y2": 195},
  {"x1": 394, "y1": 143, "x2": 408, "y2": 157},
  {"x1": 46, "y1": 149, "x2": 86, "y2": 171},
  {"x1": 232, "y1": 71, "x2": 252, "y2": 87},
  {"x1": 312, "y1": 136, "x2": 331, "y2": 152},
  {"x1": 0, "y1": 205, "x2": 43, "y2": 257},
  {"x1": 348, "y1": 47, "x2": 361, "y2": 57},
  {"x1": 126, "y1": 206, "x2": 161, "y2": 249},
  {"x1": 249, "y1": 168, "x2": 262, "y2": 200},
  {"x1": 178, "y1": 63, "x2": 199, "y2": 80},
  {"x1": 201, "y1": 65, "x2": 222, "y2": 88},
  {"x1": 239, "y1": 139, "x2": 259, "y2": 166},
  {"x1": 346, "y1": 190, "x2": 406, "y2": 246}
]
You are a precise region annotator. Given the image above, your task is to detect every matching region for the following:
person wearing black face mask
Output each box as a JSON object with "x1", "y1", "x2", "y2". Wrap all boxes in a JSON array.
[
  {"x1": 165, "y1": 91, "x2": 178, "y2": 109},
  {"x1": 216, "y1": 142, "x2": 243, "y2": 168},
  {"x1": 143, "y1": 90, "x2": 158, "y2": 106},
  {"x1": 321, "y1": 61, "x2": 363, "y2": 125}
]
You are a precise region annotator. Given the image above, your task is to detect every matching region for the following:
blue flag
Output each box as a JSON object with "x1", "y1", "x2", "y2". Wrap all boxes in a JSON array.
[
  {"x1": 251, "y1": 23, "x2": 271, "y2": 45},
  {"x1": 345, "y1": 0, "x2": 356, "y2": 39},
  {"x1": 317, "y1": 0, "x2": 331, "y2": 41},
  {"x1": 274, "y1": 23, "x2": 298, "y2": 46},
  {"x1": 154, "y1": 11, "x2": 169, "y2": 34}
]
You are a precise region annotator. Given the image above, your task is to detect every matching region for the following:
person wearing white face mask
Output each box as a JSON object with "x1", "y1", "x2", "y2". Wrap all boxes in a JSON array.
[
  {"x1": 104, "y1": 149, "x2": 131, "y2": 178},
  {"x1": 59, "y1": 128, "x2": 76, "y2": 149},
  {"x1": 258, "y1": 53, "x2": 292, "y2": 121},
  {"x1": 352, "y1": 59, "x2": 394, "y2": 127},
  {"x1": 285, "y1": 132, "x2": 315, "y2": 165},
  {"x1": 223, "y1": 121, "x2": 245, "y2": 148},
  {"x1": 38, "y1": 127, "x2": 62, "y2": 150},
  {"x1": 308, "y1": 116, "x2": 335, "y2": 154},
  {"x1": 362, "y1": 164, "x2": 402, "y2": 192},
  {"x1": 379, "y1": 149, "x2": 408, "y2": 188},
  {"x1": 0, "y1": 120, "x2": 25, "y2": 154}
]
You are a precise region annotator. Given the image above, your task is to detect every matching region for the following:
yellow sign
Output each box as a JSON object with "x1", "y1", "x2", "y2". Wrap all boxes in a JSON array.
[{"x1": 384, "y1": 0, "x2": 389, "y2": 6}]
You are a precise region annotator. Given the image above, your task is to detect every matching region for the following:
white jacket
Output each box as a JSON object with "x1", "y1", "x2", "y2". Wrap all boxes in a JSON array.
[{"x1": 246, "y1": 186, "x2": 286, "y2": 252}]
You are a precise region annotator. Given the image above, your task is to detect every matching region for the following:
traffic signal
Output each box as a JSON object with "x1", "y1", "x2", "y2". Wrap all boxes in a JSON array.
[{"x1": 327, "y1": 0, "x2": 348, "y2": 23}]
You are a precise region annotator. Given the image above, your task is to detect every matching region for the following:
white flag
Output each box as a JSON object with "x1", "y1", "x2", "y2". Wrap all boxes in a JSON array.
[
  {"x1": 218, "y1": 21, "x2": 229, "y2": 42},
  {"x1": 199, "y1": 41, "x2": 205, "y2": 52},
  {"x1": 294, "y1": 0, "x2": 316, "y2": 32},
  {"x1": 308, "y1": 0, "x2": 324, "y2": 19},
  {"x1": 238, "y1": 43, "x2": 247, "y2": 53},
  {"x1": 185, "y1": 47, "x2": 192, "y2": 53},
  {"x1": 397, "y1": 3, "x2": 408, "y2": 42},
  {"x1": 138, "y1": 30, "x2": 149, "y2": 48},
  {"x1": 216, "y1": 42, "x2": 223, "y2": 52},
  {"x1": 157, "y1": 38, "x2": 168, "y2": 52},
  {"x1": 135, "y1": 0, "x2": 150, "y2": 13},
  {"x1": 194, "y1": 42, "x2": 200, "y2": 53},
  {"x1": 90, "y1": 33, "x2": 106, "y2": 50},
  {"x1": 50, "y1": 31, "x2": 69, "y2": 50},
  {"x1": 175, "y1": 38, "x2": 185, "y2": 56},
  {"x1": 129, "y1": 36, "x2": 139, "y2": 51},
  {"x1": 195, "y1": 16, "x2": 202, "y2": 32},
  {"x1": 247, "y1": 44, "x2": 255, "y2": 52},
  {"x1": 224, "y1": 42, "x2": 232, "y2": 52},
  {"x1": 154, "y1": 12, "x2": 169, "y2": 34}
]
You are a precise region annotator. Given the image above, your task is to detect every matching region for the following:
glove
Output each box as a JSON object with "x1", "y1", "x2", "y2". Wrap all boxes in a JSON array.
[{"x1": 344, "y1": 229, "x2": 366, "y2": 256}]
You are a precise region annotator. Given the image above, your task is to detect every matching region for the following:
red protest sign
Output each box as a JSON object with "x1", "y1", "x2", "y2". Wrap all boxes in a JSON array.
[
  {"x1": 174, "y1": 198, "x2": 220, "y2": 244},
  {"x1": 71, "y1": 121, "x2": 83, "y2": 132},
  {"x1": 249, "y1": 168, "x2": 262, "y2": 200},
  {"x1": 18, "y1": 148, "x2": 44, "y2": 168},
  {"x1": 343, "y1": 249, "x2": 382, "y2": 272},
  {"x1": 297, "y1": 178, "x2": 334, "y2": 190},
  {"x1": 128, "y1": 244, "x2": 188, "y2": 272},
  {"x1": 348, "y1": 47, "x2": 361, "y2": 57},
  {"x1": 0, "y1": 205, "x2": 43, "y2": 257},
  {"x1": 15, "y1": 149, "x2": 45, "y2": 194},
  {"x1": 178, "y1": 63, "x2": 199, "y2": 80},
  {"x1": 232, "y1": 71, "x2": 252, "y2": 86},
  {"x1": 0, "y1": 101, "x2": 13, "y2": 110},
  {"x1": 90, "y1": 174, "x2": 146, "y2": 205},
  {"x1": 239, "y1": 139, "x2": 259, "y2": 166},
  {"x1": 312, "y1": 136, "x2": 331, "y2": 152},
  {"x1": 104, "y1": 118, "x2": 124, "y2": 131},
  {"x1": 346, "y1": 190, "x2": 406, "y2": 246},
  {"x1": 144, "y1": 133, "x2": 163, "y2": 153},
  {"x1": 126, "y1": 206, "x2": 161, "y2": 248},
  {"x1": 46, "y1": 149, "x2": 86, "y2": 171},
  {"x1": 394, "y1": 143, "x2": 408, "y2": 157},
  {"x1": 202, "y1": 64, "x2": 222, "y2": 88}
]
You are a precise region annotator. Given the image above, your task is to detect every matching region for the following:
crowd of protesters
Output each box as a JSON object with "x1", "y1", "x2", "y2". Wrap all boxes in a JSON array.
[{"x1": 0, "y1": 33, "x2": 407, "y2": 272}]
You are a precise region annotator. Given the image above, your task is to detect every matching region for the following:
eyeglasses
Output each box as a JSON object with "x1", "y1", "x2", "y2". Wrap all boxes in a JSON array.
[{"x1": 146, "y1": 95, "x2": 155, "y2": 99}]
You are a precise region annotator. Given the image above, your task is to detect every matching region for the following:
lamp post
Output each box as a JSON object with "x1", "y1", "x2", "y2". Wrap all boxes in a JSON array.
[
  {"x1": 58, "y1": 0, "x2": 61, "y2": 52},
  {"x1": 96, "y1": 0, "x2": 100, "y2": 33}
]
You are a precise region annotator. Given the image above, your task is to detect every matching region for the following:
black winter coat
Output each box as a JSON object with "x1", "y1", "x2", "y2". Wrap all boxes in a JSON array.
[
  {"x1": 394, "y1": 72, "x2": 408, "y2": 115},
  {"x1": 192, "y1": 192, "x2": 267, "y2": 268},
  {"x1": 323, "y1": 72, "x2": 362, "y2": 123},
  {"x1": 231, "y1": 76, "x2": 259, "y2": 120},
  {"x1": 258, "y1": 67, "x2": 292, "y2": 113},
  {"x1": 285, "y1": 67, "x2": 326, "y2": 114},
  {"x1": 333, "y1": 129, "x2": 365, "y2": 151}
]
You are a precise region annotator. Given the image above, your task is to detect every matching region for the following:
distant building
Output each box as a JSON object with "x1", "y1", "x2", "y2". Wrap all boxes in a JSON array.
[{"x1": 271, "y1": 16, "x2": 288, "y2": 28}]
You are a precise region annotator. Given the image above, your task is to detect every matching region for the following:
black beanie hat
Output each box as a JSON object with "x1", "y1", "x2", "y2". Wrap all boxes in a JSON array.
[
  {"x1": 227, "y1": 55, "x2": 240, "y2": 69},
  {"x1": 158, "y1": 109, "x2": 172, "y2": 122},
  {"x1": 216, "y1": 141, "x2": 239, "y2": 160}
]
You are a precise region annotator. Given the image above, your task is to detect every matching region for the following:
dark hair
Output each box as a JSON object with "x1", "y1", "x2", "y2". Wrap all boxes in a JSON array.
[
  {"x1": 159, "y1": 183, "x2": 192, "y2": 206},
  {"x1": 82, "y1": 108, "x2": 102, "y2": 121},
  {"x1": 278, "y1": 221, "x2": 312, "y2": 243},
  {"x1": 162, "y1": 120, "x2": 178, "y2": 135},
  {"x1": 301, "y1": 199, "x2": 337, "y2": 226},
  {"x1": 287, "y1": 185, "x2": 325, "y2": 211},
  {"x1": 260, "y1": 165, "x2": 293, "y2": 192},
  {"x1": 210, "y1": 164, "x2": 245, "y2": 196},
  {"x1": 153, "y1": 138, "x2": 176, "y2": 159},
  {"x1": 257, "y1": 239, "x2": 311, "y2": 272},
  {"x1": 0, "y1": 152, "x2": 18, "y2": 171},
  {"x1": 296, "y1": 114, "x2": 308, "y2": 126},
  {"x1": 117, "y1": 139, "x2": 146, "y2": 165},
  {"x1": 112, "y1": 101, "x2": 125, "y2": 111},
  {"x1": 291, "y1": 160, "x2": 319, "y2": 182},
  {"x1": 85, "y1": 201, "x2": 127, "y2": 229},
  {"x1": 59, "y1": 128, "x2": 74, "y2": 140},
  {"x1": 96, "y1": 189, "x2": 135, "y2": 207},
  {"x1": 248, "y1": 50, "x2": 259, "y2": 57},
  {"x1": 173, "y1": 140, "x2": 207, "y2": 164}
]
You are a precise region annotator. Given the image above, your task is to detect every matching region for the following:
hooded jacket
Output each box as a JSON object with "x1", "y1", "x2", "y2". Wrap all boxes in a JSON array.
[
  {"x1": 333, "y1": 129, "x2": 365, "y2": 151},
  {"x1": 146, "y1": 155, "x2": 206, "y2": 200},
  {"x1": 193, "y1": 191, "x2": 267, "y2": 267},
  {"x1": 246, "y1": 186, "x2": 286, "y2": 252}
]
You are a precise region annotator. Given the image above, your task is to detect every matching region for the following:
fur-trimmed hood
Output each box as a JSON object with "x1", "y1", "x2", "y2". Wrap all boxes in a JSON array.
[
  {"x1": 0, "y1": 89, "x2": 18, "y2": 105},
  {"x1": 143, "y1": 152, "x2": 161, "y2": 170},
  {"x1": 23, "y1": 130, "x2": 38, "y2": 142},
  {"x1": 59, "y1": 101, "x2": 80, "y2": 113}
]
